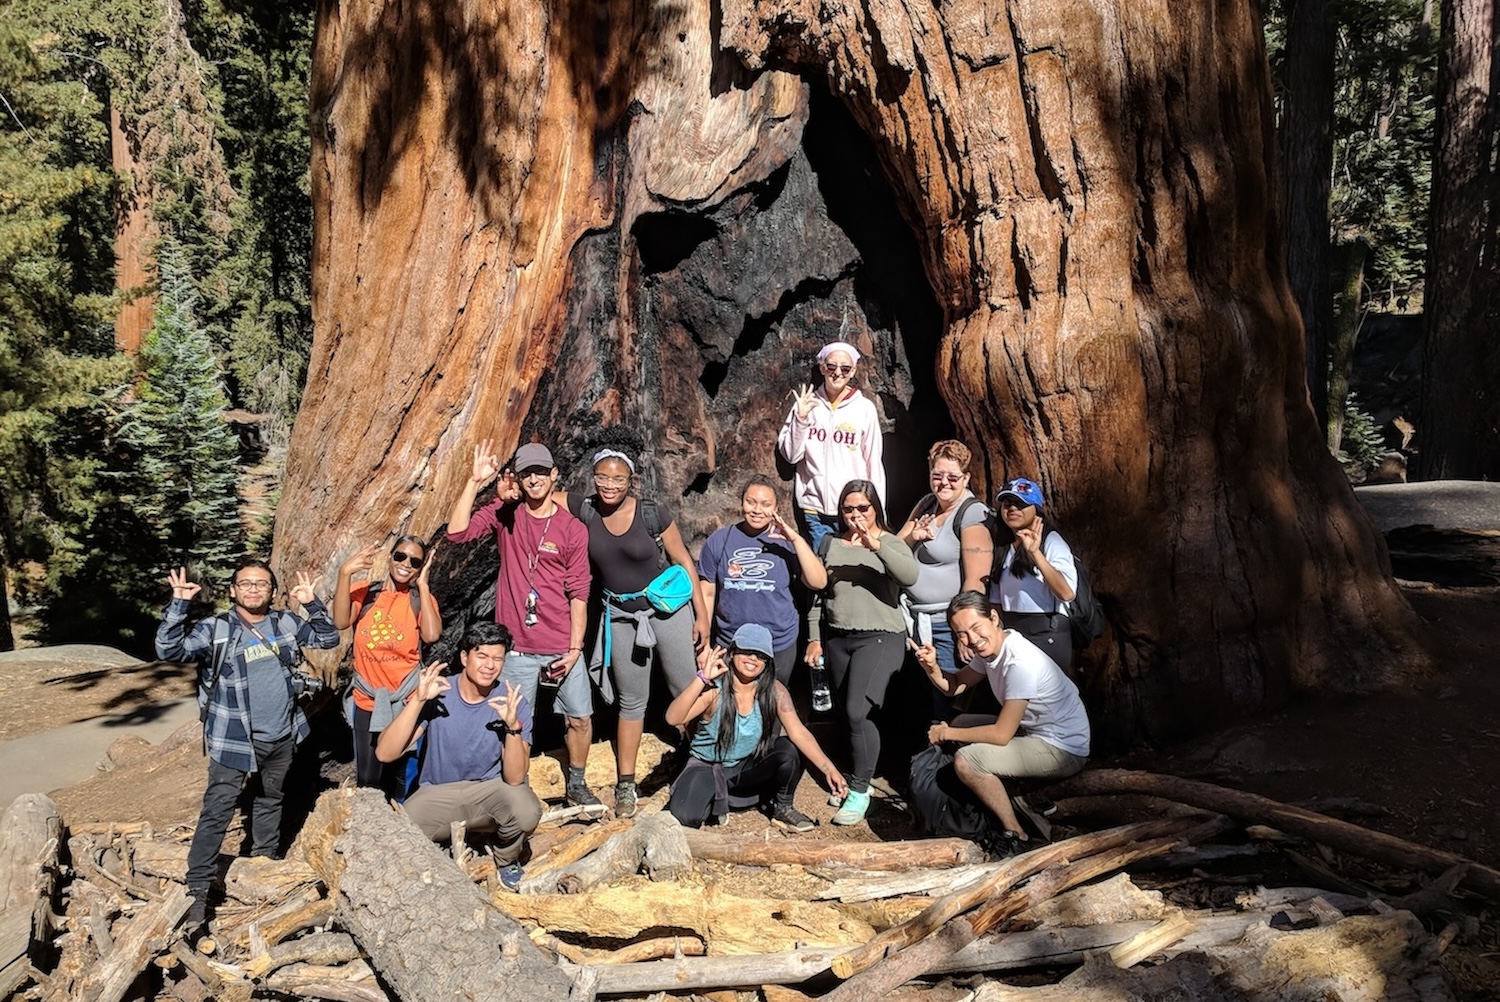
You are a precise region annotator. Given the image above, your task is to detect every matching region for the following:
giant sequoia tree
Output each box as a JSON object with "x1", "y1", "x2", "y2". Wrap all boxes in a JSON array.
[{"x1": 278, "y1": 0, "x2": 1427, "y2": 743}]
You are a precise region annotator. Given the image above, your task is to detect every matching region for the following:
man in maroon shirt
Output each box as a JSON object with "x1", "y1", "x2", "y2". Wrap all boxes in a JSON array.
[{"x1": 446, "y1": 442, "x2": 601, "y2": 810}]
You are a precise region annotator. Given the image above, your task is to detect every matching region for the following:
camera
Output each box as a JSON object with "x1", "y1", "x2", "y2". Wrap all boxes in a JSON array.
[{"x1": 292, "y1": 673, "x2": 326, "y2": 698}]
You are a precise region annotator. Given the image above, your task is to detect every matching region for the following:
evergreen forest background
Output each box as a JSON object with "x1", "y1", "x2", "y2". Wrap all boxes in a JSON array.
[{"x1": 0, "y1": 0, "x2": 1460, "y2": 654}]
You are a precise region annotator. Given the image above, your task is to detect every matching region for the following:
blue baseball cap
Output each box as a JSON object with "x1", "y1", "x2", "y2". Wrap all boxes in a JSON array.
[
  {"x1": 730, "y1": 624, "x2": 775, "y2": 659},
  {"x1": 997, "y1": 478, "x2": 1045, "y2": 508}
]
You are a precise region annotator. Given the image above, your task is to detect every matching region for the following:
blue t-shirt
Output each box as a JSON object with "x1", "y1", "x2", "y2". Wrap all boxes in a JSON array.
[
  {"x1": 417, "y1": 684, "x2": 534, "y2": 787},
  {"x1": 697, "y1": 523, "x2": 800, "y2": 651}
]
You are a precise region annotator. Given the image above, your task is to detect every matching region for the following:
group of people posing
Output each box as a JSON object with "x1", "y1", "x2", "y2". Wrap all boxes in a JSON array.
[{"x1": 157, "y1": 339, "x2": 1093, "y2": 930}]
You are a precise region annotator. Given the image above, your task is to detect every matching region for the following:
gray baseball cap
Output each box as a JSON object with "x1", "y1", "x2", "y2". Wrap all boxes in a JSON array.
[{"x1": 513, "y1": 443, "x2": 555, "y2": 472}]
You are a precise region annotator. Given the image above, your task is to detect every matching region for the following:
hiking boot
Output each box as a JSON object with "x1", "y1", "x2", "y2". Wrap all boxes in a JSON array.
[
  {"x1": 614, "y1": 780, "x2": 638, "y2": 819},
  {"x1": 979, "y1": 829, "x2": 1026, "y2": 861},
  {"x1": 769, "y1": 802, "x2": 816, "y2": 833},
  {"x1": 184, "y1": 894, "x2": 208, "y2": 932},
  {"x1": 830, "y1": 789, "x2": 871, "y2": 826},
  {"x1": 566, "y1": 778, "x2": 605, "y2": 813},
  {"x1": 497, "y1": 862, "x2": 524, "y2": 893}
]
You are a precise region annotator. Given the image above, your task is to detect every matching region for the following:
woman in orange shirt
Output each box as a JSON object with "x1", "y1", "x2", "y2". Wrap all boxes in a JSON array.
[{"x1": 333, "y1": 536, "x2": 443, "y2": 791}]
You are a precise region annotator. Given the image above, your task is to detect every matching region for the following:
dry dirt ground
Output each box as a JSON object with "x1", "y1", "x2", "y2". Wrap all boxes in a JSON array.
[{"x1": 18, "y1": 584, "x2": 1500, "y2": 998}]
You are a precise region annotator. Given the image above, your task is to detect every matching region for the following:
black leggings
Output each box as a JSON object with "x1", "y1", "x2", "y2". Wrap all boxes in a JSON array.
[
  {"x1": 352, "y1": 706, "x2": 407, "y2": 798},
  {"x1": 669, "y1": 736, "x2": 803, "y2": 827},
  {"x1": 824, "y1": 630, "x2": 905, "y2": 792}
]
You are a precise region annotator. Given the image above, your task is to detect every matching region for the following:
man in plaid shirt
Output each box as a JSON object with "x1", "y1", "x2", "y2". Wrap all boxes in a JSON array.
[{"x1": 156, "y1": 557, "x2": 339, "y2": 932}]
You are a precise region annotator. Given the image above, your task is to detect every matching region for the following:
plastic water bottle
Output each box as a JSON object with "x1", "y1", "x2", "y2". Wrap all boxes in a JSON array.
[{"x1": 811, "y1": 655, "x2": 833, "y2": 713}]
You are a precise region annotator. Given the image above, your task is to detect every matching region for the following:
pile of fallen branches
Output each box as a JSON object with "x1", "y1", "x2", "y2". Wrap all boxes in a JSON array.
[{"x1": 1, "y1": 766, "x2": 1495, "y2": 1001}]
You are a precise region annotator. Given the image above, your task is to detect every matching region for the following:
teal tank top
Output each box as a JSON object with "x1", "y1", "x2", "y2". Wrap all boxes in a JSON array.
[{"x1": 688, "y1": 693, "x2": 764, "y2": 766}]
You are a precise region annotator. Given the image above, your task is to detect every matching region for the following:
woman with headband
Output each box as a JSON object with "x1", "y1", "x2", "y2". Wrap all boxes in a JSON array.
[
  {"x1": 332, "y1": 535, "x2": 443, "y2": 792},
  {"x1": 776, "y1": 341, "x2": 886, "y2": 551},
  {"x1": 567, "y1": 448, "x2": 708, "y2": 818}
]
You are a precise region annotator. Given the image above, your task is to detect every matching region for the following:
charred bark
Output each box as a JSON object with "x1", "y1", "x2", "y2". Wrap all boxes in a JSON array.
[{"x1": 283, "y1": 0, "x2": 1429, "y2": 742}]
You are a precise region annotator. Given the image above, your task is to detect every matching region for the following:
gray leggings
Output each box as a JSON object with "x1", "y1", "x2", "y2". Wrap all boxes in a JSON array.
[{"x1": 608, "y1": 603, "x2": 698, "y2": 720}]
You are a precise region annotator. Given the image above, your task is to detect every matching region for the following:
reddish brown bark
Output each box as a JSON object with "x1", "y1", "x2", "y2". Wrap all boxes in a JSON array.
[
  {"x1": 280, "y1": 0, "x2": 1429, "y2": 742},
  {"x1": 110, "y1": 103, "x2": 157, "y2": 353}
]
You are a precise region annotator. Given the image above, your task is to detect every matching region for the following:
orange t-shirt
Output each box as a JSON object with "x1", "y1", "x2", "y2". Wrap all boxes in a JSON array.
[{"x1": 349, "y1": 582, "x2": 422, "y2": 711}]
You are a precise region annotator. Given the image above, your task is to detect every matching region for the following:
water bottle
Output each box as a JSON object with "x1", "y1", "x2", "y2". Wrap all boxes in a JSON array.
[{"x1": 811, "y1": 655, "x2": 833, "y2": 713}]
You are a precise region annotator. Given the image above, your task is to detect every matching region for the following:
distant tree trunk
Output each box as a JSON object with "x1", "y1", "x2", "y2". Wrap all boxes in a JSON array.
[
  {"x1": 1421, "y1": 0, "x2": 1499, "y2": 478},
  {"x1": 110, "y1": 102, "x2": 157, "y2": 353},
  {"x1": 281, "y1": 0, "x2": 1429, "y2": 744},
  {"x1": 1281, "y1": 0, "x2": 1338, "y2": 433},
  {"x1": 0, "y1": 547, "x2": 12, "y2": 653},
  {"x1": 1327, "y1": 239, "x2": 1370, "y2": 453}
]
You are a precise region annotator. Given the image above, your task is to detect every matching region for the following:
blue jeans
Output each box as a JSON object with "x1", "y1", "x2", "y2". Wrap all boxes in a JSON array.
[
  {"x1": 502, "y1": 651, "x2": 594, "y2": 719},
  {"x1": 927, "y1": 618, "x2": 963, "y2": 722},
  {"x1": 801, "y1": 512, "x2": 841, "y2": 552}
]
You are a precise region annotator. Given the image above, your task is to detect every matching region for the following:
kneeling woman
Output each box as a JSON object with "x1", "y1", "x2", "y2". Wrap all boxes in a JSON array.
[
  {"x1": 666, "y1": 624, "x2": 846, "y2": 831},
  {"x1": 917, "y1": 591, "x2": 1090, "y2": 856}
]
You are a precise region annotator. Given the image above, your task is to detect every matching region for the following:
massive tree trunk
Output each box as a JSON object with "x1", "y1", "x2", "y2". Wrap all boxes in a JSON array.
[
  {"x1": 1420, "y1": 0, "x2": 1498, "y2": 479},
  {"x1": 281, "y1": 0, "x2": 1427, "y2": 743}
]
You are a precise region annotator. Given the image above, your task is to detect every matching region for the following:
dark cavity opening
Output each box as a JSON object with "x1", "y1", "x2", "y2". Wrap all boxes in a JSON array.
[{"x1": 632, "y1": 211, "x2": 720, "y2": 275}]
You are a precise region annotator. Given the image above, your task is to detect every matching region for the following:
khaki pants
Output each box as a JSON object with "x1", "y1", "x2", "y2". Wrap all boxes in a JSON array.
[
  {"x1": 956, "y1": 735, "x2": 1086, "y2": 781},
  {"x1": 403, "y1": 777, "x2": 542, "y2": 864}
]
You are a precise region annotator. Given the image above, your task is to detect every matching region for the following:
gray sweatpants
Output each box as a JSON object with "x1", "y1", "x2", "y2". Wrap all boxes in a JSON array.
[{"x1": 607, "y1": 603, "x2": 698, "y2": 720}]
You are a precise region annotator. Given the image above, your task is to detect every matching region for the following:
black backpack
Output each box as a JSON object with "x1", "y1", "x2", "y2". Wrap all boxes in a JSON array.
[
  {"x1": 910, "y1": 494, "x2": 987, "y2": 542},
  {"x1": 1047, "y1": 530, "x2": 1105, "y2": 651},
  {"x1": 908, "y1": 743, "x2": 991, "y2": 840}
]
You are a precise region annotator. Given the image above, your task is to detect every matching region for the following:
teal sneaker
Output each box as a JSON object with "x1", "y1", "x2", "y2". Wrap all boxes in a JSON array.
[{"x1": 830, "y1": 789, "x2": 871, "y2": 826}]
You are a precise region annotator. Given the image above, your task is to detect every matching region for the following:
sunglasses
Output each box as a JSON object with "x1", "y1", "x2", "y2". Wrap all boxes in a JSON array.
[
  {"x1": 822, "y1": 364, "x2": 855, "y2": 376},
  {"x1": 390, "y1": 551, "x2": 426, "y2": 569},
  {"x1": 998, "y1": 498, "x2": 1029, "y2": 510},
  {"x1": 930, "y1": 472, "x2": 966, "y2": 484},
  {"x1": 842, "y1": 503, "x2": 872, "y2": 514}
]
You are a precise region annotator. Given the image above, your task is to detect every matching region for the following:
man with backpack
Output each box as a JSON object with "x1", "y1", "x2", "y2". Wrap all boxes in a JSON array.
[
  {"x1": 445, "y1": 441, "x2": 600, "y2": 811},
  {"x1": 155, "y1": 558, "x2": 340, "y2": 934}
]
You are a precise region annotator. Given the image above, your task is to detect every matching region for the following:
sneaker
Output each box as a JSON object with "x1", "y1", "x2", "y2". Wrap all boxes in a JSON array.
[
  {"x1": 184, "y1": 894, "x2": 208, "y2": 932},
  {"x1": 566, "y1": 779, "x2": 605, "y2": 812},
  {"x1": 828, "y1": 791, "x2": 844, "y2": 807},
  {"x1": 830, "y1": 789, "x2": 871, "y2": 826},
  {"x1": 614, "y1": 780, "x2": 638, "y2": 819},
  {"x1": 979, "y1": 829, "x2": 1026, "y2": 861},
  {"x1": 769, "y1": 802, "x2": 816, "y2": 833},
  {"x1": 497, "y1": 862, "x2": 524, "y2": 893}
]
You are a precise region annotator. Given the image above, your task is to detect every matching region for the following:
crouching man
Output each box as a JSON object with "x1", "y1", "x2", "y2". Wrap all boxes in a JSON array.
[{"x1": 376, "y1": 622, "x2": 542, "y2": 890}]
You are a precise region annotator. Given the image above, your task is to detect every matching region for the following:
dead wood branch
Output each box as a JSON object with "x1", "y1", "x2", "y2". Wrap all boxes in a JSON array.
[
  {"x1": 1048, "y1": 769, "x2": 1500, "y2": 899},
  {"x1": 521, "y1": 819, "x2": 634, "y2": 893},
  {"x1": 299, "y1": 787, "x2": 575, "y2": 1001},
  {"x1": 73, "y1": 884, "x2": 189, "y2": 1002},
  {"x1": 1107, "y1": 913, "x2": 1197, "y2": 967},
  {"x1": 243, "y1": 930, "x2": 360, "y2": 978},
  {"x1": 0, "y1": 794, "x2": 62, "y2": 997},
  {"x1": 539, "y1": 812, "x2": 691, "y2": 894},
  {"x1": 683, "y1": 831, "x2": 984, "y2": 870}
]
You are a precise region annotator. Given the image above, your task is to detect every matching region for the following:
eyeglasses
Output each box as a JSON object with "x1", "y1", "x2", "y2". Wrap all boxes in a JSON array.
[
  {"x1": 822, "y1": 364, "x2": 854, "y2": 376},
  {"x1": 842, "y1": 503, "x2": 872, "y2": 514},
  {"x1": 593, "y1": 474, "x2": 629, "y2": 487},
  {"x1": 930, "y1": 472, "x2": 966, "y2": 484},
  {"x1": 234, "y1": 579, "x2": 274, "y2": 591},
  {"x1": 390, "y1": 551, "x2": 426, "y2": 569}
]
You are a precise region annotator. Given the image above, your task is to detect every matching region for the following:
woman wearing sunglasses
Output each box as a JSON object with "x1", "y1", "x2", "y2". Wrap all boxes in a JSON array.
[
  {"x1": 333, "y1": 535, "x2": 443, "y2": 790},
  {"x1": 805, "y1": 480, "x2": 918, "y2": 825},
  {"x1": 897, "y1": 441, "x2": 994, "y2": 720},
  {"x1": 990, "y1": 478, "x2": 1077, "y2": 672},
  {"x1": 776, "y1": 341, "x2": 886, "y2": 552}
]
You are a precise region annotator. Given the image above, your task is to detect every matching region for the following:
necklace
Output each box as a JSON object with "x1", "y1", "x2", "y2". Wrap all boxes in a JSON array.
[{"x1": 522, "y1": 511, "x2": 555, "y2": 628}]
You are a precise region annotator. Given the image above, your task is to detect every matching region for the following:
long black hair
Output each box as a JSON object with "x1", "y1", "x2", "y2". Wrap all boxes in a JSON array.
[
  {"x1": 835, "y1": 479, "x2": 889, "y2": 533},
  {"x1": 705, "y1": 648, "x2": 779, "y2": 762}
]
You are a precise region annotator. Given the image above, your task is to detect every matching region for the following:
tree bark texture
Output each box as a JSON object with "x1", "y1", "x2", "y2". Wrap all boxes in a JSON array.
[
  {"x1": 1420, "y1": 0, "x2": 1499, "y2": 479},
  {"x1": 284, "y1": 0, "x2": 1428, "y2": 742},
  {"x1": 1279, "y1": 0, "x2": 1337, "y2": 431},
  {"x1": 296, "y1": 788, "x2": 575, "y2": 1001}
]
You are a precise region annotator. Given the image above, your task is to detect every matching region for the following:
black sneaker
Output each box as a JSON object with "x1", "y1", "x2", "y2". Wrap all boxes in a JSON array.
[
  {"x1": 184, "y1": 893, "x2": 208, "y2": 934},
  {"x1": 497, "y1": 862, "x2": 524, "y2": 893},
  {"x1": 614, "y1": 780, "x2": 638, "y2": 819},
  {"x1": 979, "y1": 829, "x2": 1026, "y2": 861},
  {"x1": 566, "y1": 779, "x2": 605, "y2": 812},
  {"x1": 769, "y1": 802, "x2": 816, "y2": 833}
]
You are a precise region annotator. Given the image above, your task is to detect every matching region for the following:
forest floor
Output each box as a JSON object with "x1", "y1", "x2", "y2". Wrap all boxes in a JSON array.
[{"x1": 13, "y1": 583, "x2": 1498, "y2": 998}]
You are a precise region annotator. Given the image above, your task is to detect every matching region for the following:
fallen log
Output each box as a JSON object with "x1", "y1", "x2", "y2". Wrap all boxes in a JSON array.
[
  {"x1": 823, "y1": 835, "x2": 1188, "y2": 1000},
  {"x1": 0, "y1": 794, "x2": 62, "y2": 997},
  {"x1": 73, "y1": 884, "x2": 190, "y2": 1002},
  {"x1": 128, "y1": 840, "x2": 322, "y2": 903},
  {"x1": 1107, "y1": 913, "x2": 1196, "y2": 968},
  {"x1": 224, "y1": 885, "x2": 334, "y2": 950},
  {"x1": 1048, "y1": 769, "x2": 1500, "y2": 900},
  {"x1": 496, "y1": 881, "x2": 877, "y2": 954},
  {"x1": 521, "y1": 819, "x2": 635, "y2": 893},
  {"x1": 816, "y1": 862, "x2": 1007, "y2": 902},
  {"x1": 243, "y1": 930, "x2": 361, "y2": 978},
  {"x1": 829, "y1": 817, "x2": 1207, "y2": 979},
  {"x1": 584, "y1": 911, "x2": 1284, "y2": 995},
  {"x1": 297, "y1": 787, "x2": 576, "y2": 1002},
  {"x1": 544, "y1": 812, "x2": 691, "y2": 894},
  {"x1": 683, "y1": 831, "x2": 984, "y2": 870}
]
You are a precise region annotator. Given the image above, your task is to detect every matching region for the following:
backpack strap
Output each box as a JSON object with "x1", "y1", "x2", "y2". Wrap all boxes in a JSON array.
[
  {"x1": 817, "y1": 532, "x2": 834, "y2": 560},
  {"x1": 355, "y1": 579, "x2": 422, "y2": 624},
  {"x1": 950, "y1": 497, "x2": 983, "y2": 540},
  {"x1": 204, "y1": 613, "x2": 234, "y2": 699},
  {"x1": 578, "y1": 497, "x2": 597, "y2": 526},
  {"x1": 639, "y1": 499, "x2": 664, "y2": 541}
]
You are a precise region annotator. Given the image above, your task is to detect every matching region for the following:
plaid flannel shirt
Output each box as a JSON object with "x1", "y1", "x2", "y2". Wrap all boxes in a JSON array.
[{"x1": 156, "y1": 597, "x2": 339, "y2": 773}]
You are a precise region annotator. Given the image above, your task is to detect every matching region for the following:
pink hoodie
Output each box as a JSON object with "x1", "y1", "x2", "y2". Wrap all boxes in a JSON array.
[{"x1": 776, "y1": 386, "x2": 886, "y2": 515}]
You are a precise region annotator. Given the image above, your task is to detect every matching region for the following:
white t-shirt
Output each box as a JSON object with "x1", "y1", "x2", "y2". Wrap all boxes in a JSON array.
[
  {"x1": 991, "y1": 530, "x2": 1077, "y2": 615},
  {"x1": 970, "y1": 630, "x2": 1090, "y2": 758}
]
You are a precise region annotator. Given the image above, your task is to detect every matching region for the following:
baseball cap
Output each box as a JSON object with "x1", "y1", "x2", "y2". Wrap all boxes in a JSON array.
[
  {"x1": 513, "y1": 442, "x2": 555, "y2": 472},
  {"x1": 730, "y1": 623, "x2": 775, "y2": 659},
  {"x1": 997, "y1": 477, "x2": 1044, "y2": 508}
]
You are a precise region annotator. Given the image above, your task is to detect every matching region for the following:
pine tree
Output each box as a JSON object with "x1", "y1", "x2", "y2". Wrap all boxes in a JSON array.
[{"x1": 115, "y1": 240, "x2": 245, "y2": 584}]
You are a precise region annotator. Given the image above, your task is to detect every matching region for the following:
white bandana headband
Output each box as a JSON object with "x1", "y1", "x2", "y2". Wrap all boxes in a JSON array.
[
  {"x1": 817, "y1": 341, "x2": 862, "y2": 365},
  {"x1": 591, "y1": 449, "x2": 636, "y2": 474}
]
